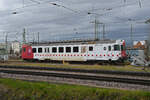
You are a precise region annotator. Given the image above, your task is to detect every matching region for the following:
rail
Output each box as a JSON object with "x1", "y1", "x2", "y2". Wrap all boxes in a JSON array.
[
  {"x1": 0, "y1": 65, "x2": 150, "y2": 77},
  {"x1": 0, "y1": 66, "x2": 150, "y2": 86}
]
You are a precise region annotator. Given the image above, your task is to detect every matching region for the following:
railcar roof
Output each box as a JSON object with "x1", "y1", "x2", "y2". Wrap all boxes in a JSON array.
[{"x1": 27, "y1": 39, "x2": 119, "y2": 46}]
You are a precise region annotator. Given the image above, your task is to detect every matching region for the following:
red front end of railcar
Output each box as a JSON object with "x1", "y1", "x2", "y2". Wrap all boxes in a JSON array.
[
  {"x1": 121, "y1": 41, "x2": 127, "y2": 58},
  {"x1": 21, "y1": 44, "x2": 34, "y2": 60}
]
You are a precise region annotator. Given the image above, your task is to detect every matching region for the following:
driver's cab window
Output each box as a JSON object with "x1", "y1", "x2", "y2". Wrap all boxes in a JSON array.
[{"x1": 114, "y1": 45, "x2": 120, "y2": 51}]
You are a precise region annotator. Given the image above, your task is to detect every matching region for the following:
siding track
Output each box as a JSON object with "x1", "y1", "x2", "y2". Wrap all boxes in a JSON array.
[
  {"x1": 0, "y1": 65, "x2": 150, "y2": 86},
  {"x1": 0, "y1": 65, "x2": 150, "y2": 77}
]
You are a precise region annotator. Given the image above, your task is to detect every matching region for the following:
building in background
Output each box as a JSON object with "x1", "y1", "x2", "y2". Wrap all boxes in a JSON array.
[
  {"x1": 133, "y1": 40, "x2": 147, "y2": 49},
  {"x1": 0, "y1": 43, "x2": 11, "y2": 54},
  {"x1": 11, "y1": 41, "x2": 21, "y2": 54},
  {"x1": 133, "y1": 40, "x2": 149, "y2": 60},
  {"x1": 0, "y1": 41, "x2": 21, "y2": 55},
  {"x1": 0, "y1": 41, "x2": 21, "y2": 60},
  {"x1": 0, "y1": 43, "x2": 10, "y2": 61}
]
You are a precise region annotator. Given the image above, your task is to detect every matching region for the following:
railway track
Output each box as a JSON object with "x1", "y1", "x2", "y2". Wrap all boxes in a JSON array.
[
  {"x1": 0, "y1": 69, "x2": 150, "y2": 86},
  {"x1": 0, "y1": 65, "x2": 150, "y2": 77},
  {"x1": 0, "y1": 65, "x2": 150, "y2": 87}
]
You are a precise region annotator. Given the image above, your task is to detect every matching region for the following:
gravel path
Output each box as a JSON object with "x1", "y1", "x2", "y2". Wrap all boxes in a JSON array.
[{"x1": 0, "y1": 72, "x2": 150, "y2": 91}]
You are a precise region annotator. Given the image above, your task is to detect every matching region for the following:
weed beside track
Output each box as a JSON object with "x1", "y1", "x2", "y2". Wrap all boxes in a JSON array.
[{"x1": 0, "y1": 78, "x2": 150, "y2": 100}]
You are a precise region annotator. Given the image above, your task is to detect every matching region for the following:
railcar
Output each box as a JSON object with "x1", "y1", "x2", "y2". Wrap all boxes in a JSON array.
[{"x1": 21, "y1": 39, "x2": 126, "y2": 62}]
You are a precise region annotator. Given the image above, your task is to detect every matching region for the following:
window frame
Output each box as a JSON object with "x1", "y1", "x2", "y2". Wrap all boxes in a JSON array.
[
  {"x1": 108, "y1": 46, "x2": 111, "y2": 51},
  {"x1": 66, "y1": 47, "x2": 71, "y2": 53},
  {"x1": 52, "y1": 47, "x2": 57, "y2": 53},
  {"x1": 73, "y1": 46, "x2": 79, "y2": 53},
  {"x1": 89, "y1": 46, "x2": 93, "y2": 51},
  {"x1": 104, "y1": 47, "x2": 107, "y2": 51},
  {"x1": 47, "y1": 48, "x2": 50, "y2": 53},
  {"x1": 32, "y1": 48, "x2": 36, "y2": 53},
  {"x1": 121, "y1": 45, "x2": 125, "y2": 51},
  {"x1": 23, "y1": 48, "x2": 26, "y2": 52},
  {"x1": 45, "y1": 48, "x2": 47, "y2": 53},
  {"x1": 59, "y1": 47, "x2": 64, "y2": 53},
  {"x1": 38, "y1": 48, "x2": 42, "y2": 53},
  {"x1": 114, "y1": 45, "x2": 120, "y2": 51},
  {"x1": 44, "y1": 47, "x2": 50, "y2": 53}
]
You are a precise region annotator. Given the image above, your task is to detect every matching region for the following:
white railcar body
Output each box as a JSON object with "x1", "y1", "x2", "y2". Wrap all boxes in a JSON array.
[{"x1": 30, "y1": 40, "x2": 125, "y2": 62}]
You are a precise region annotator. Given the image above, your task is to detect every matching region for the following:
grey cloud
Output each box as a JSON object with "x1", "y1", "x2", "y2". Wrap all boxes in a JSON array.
[{"x1": 0, "y1": 0, "x2": 149, "y2": 43}]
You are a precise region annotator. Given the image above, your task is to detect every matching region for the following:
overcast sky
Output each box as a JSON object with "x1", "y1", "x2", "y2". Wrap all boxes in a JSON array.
[{"x1": 0, "y1": 0, "x2": 150, "y2": 44}]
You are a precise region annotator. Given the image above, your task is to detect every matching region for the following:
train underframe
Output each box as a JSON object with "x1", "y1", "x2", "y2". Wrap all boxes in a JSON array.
[{"x1": 23, "y1": 57, "x2": 126, "y2": 65}]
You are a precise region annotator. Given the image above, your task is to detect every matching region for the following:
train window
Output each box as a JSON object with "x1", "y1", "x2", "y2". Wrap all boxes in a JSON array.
[
  {"x1": 104, "y1": 47, "x2": 106, "y2": 51},
  {"x1": 52, "y1": 47, "x2": 57, "y2": 53},
  {"x1": 66, "y1": 47, "x2": 71, "y2": 53},
  {"x1": 48, "y1": 48, "x2": 50, "y2": 53},
  {"x1": 44, "y1": 48, "x2": 50, "y2": 53},
  {"x1": 38, "y1": 48, "x2": 42, "y2": 53},
  {"x1": 114, "y1": 45, "x2": 120, "y2": 51},
  {"x1": 45, "y1": 48, "x2": 46, "y2": 53},
  {"x1": 59, "y1": 47, "x2": 64, "y2": 53},
  {"x1": 89, "y1": 46, "x2": 93, "y2": 51},
  {"x1": 121, "y1": 45, "x2": 125, "y2": 51},
  {"x1": 23, "y1": 48, "x2": 26, "y2": 52},
  {"x1": 108, "y1": 46, "x2": 111, "y2": 51},
  {"x1": 32, "y1": 48, "x2": 36, "y2": 53},
  {"x1": 73, "y1": 47, "x2": 79, "y2": 53}
]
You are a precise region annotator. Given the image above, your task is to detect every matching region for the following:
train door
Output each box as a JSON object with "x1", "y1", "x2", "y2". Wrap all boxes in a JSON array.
[
  {"x1": 81, "y1": 46, "x2": 87, "y2": 61},
  {"x1": 94, "y1": 44, "x2": 102, "y2": 60},
  {"x1": 121, "y1": 41, "x2": 126, "y2": 58},
  {"x1": 113, "y1": 44, "x2": 121, "y2": 60},
  {"x1": 22, "y1": 45, "x2": 33, "y2": 60},
  {"x1": 107, "y1": 45, "x2": 113, "y2": 61},
  {"x1": 102, "y1": 44, "x2": 108, "y2": 60},
  {"x1": 95, "y1": 44, "x2": 111, "y2": 61}
]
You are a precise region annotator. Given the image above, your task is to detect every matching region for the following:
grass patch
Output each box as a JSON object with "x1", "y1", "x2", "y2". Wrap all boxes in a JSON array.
[{"x1": 0, "y1": 78, "x2": 150, "y2": 100}]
